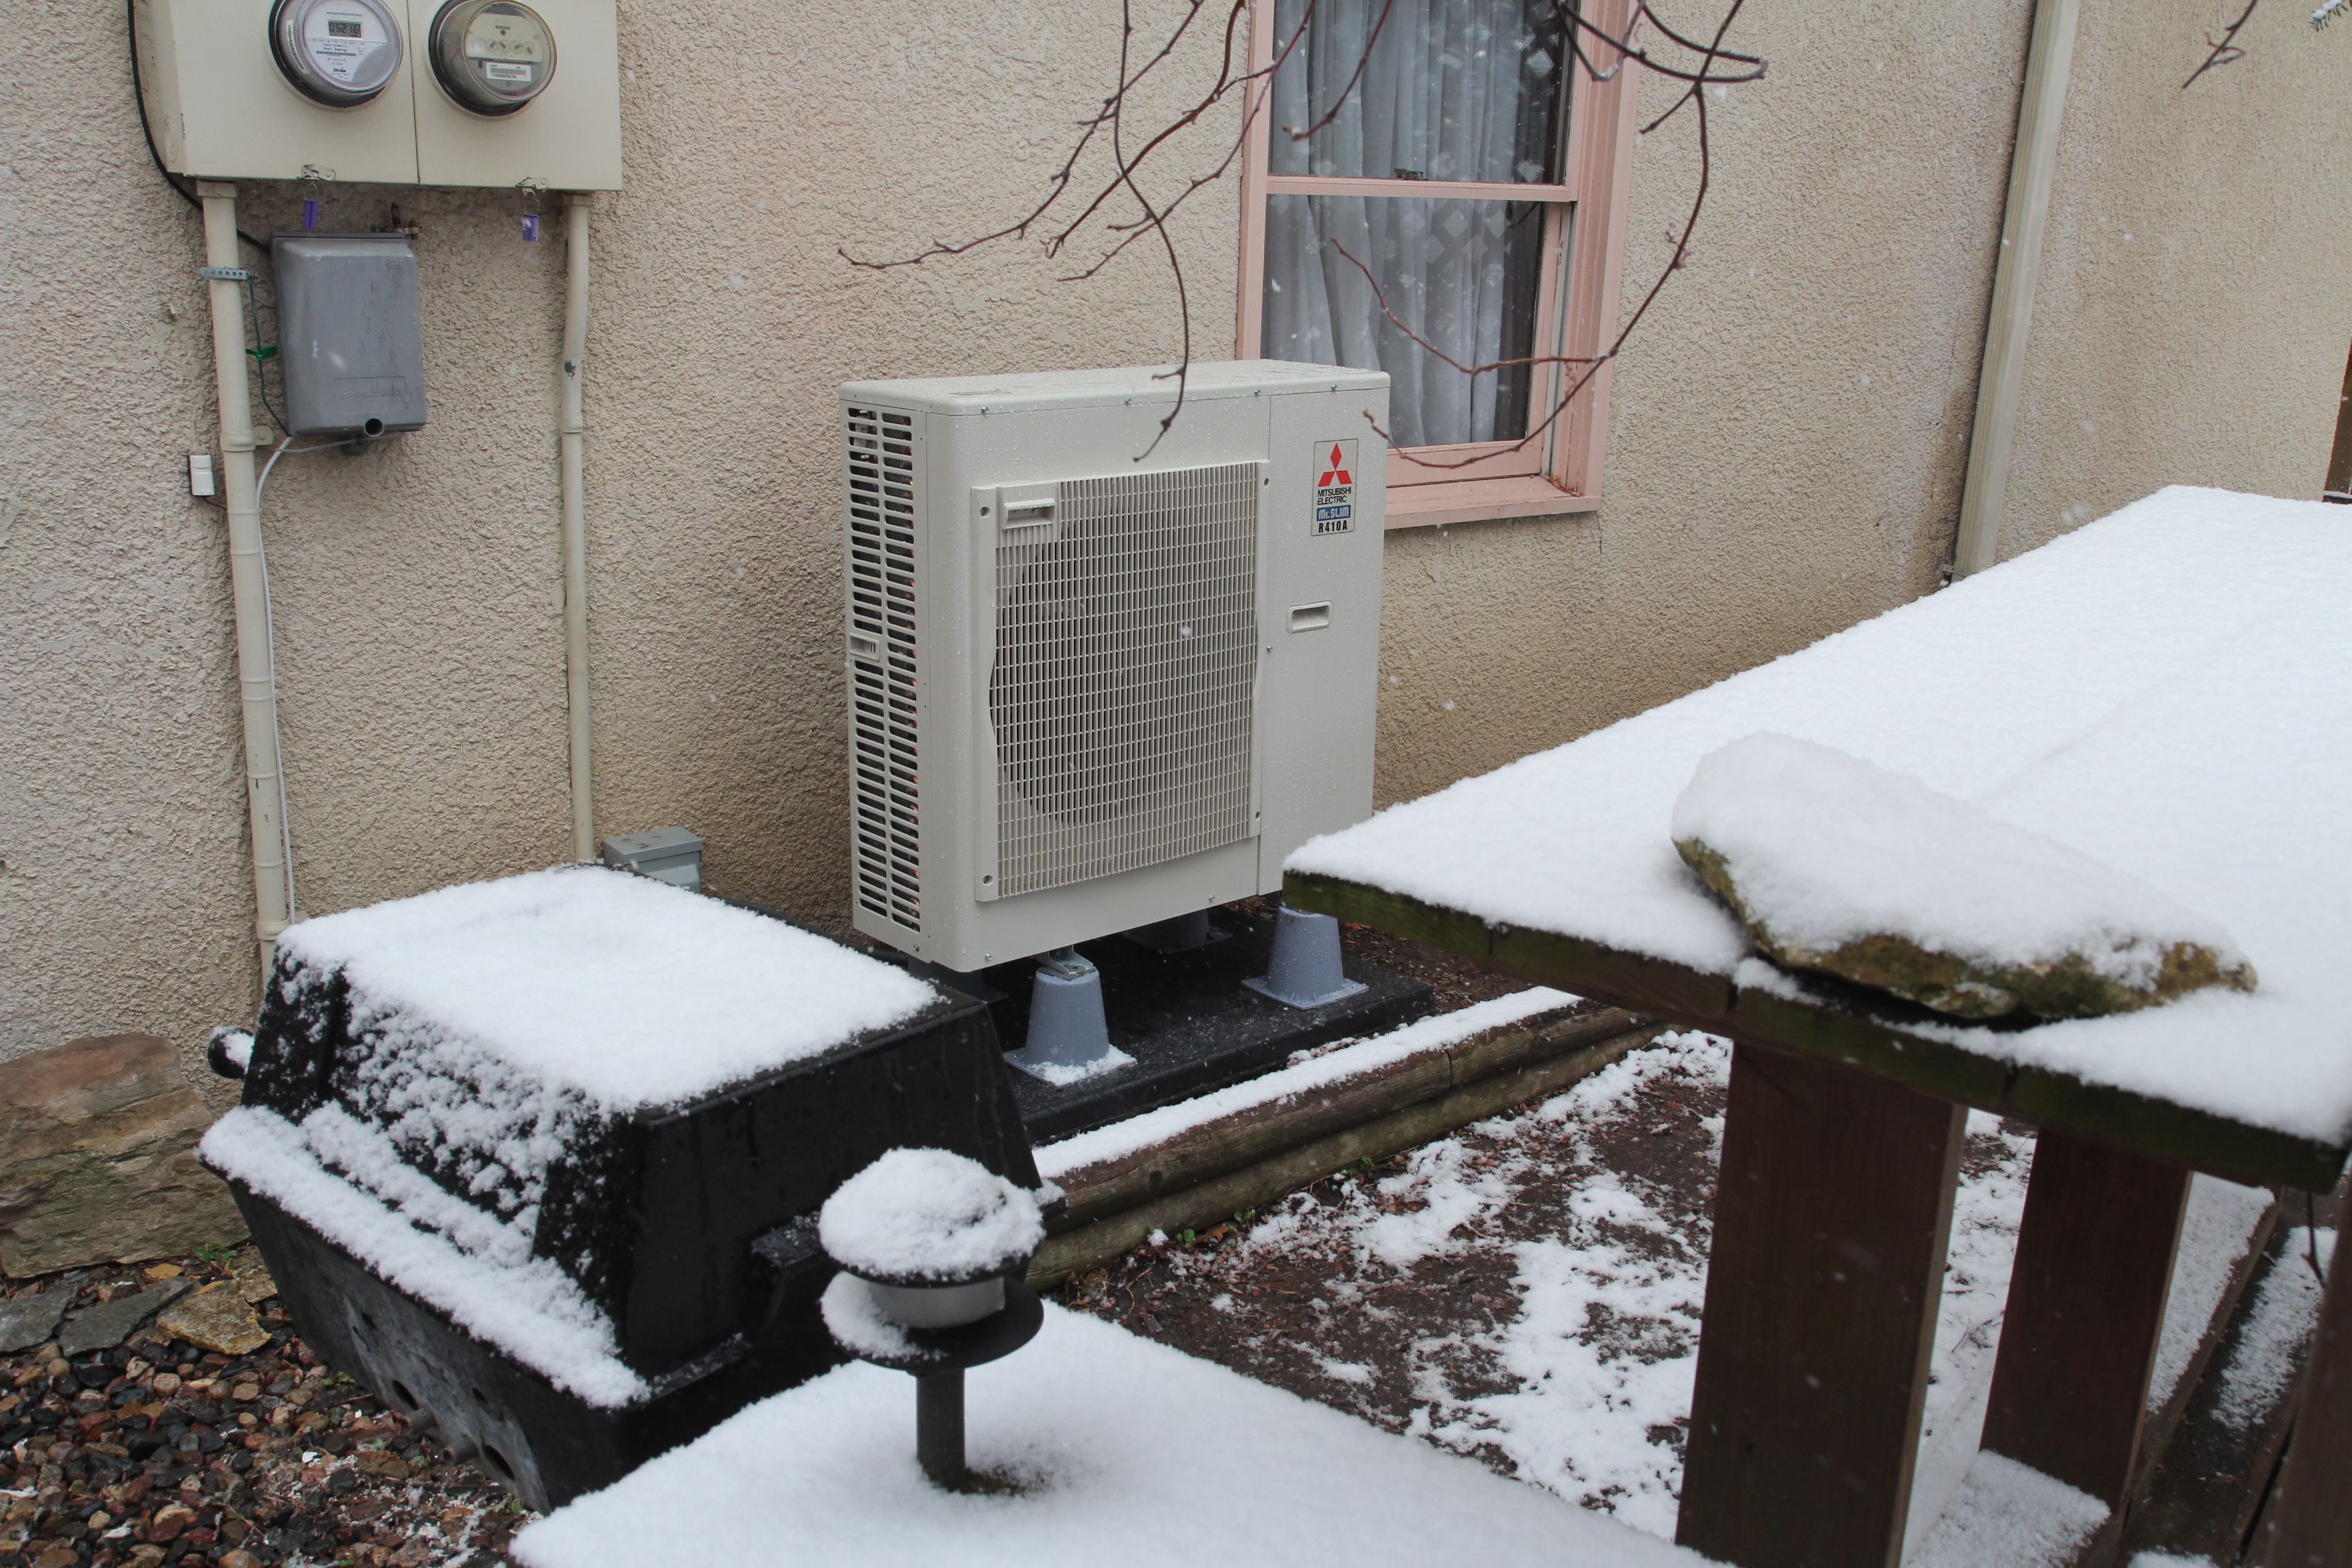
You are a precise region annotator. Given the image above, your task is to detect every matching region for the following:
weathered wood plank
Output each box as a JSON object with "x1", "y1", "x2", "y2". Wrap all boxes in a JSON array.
[
  {"x1": 1723, "y1": 983, "x2": 2013, "y2": 1112},
  {"x1": 1676, "y1": 1043, "x2": 1965, "y2": 1568},
  {"x1": 2119, "y1": 1217, "x2": 2307, "y2": 1565},
  {"x1": 1982, "y1": 1131, "x2": 2191, "y2": 1509},
  {"x1": 2129, "y1": 1192, "x2": 2281, "y2": 1516},
  {"x1": 1284, "y1": 873, "x2": 2349, "y2": 1193},
  {"x1": 2249, "y1": 1200, "x2": 2352, "y2": 1567},
  {"x1": 1285, "y1": 871, "x2": 1735, "y2": 1023},
  {"x1": 1997, "y1": 1071, "x2": 2341, "y2": 1200}
]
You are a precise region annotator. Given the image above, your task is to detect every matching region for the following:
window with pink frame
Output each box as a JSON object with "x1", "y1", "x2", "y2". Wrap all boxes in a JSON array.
[{"x1": 1235, "y1": 0, "x2": 1640, "y2": 528}]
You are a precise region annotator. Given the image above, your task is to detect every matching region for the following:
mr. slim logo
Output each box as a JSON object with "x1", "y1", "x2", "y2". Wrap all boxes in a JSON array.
[{"x1": 1314, "y1": 440, "x2": 1356, "y2": 535}]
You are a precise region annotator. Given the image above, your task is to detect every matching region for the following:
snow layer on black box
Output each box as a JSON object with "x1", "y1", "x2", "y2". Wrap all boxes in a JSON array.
[{"x1": 203, "y1": 866, "x2": 940, "y2": 1399}]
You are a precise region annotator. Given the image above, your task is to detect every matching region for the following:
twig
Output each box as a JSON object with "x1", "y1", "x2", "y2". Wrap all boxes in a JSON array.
[
  {"x1": 2184, "y1": 0, "x2": 2262, "y2": 86},
  {"x1": 1366, "y1": 0, "x2": 1752, "y2": 470},
  {"x1": 845, "y1": 0, "x2": 1761, "y2": 468}
]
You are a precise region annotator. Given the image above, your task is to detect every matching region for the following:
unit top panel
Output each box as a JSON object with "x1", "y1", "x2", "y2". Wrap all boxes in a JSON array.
[{"x1": 841, "y1": 360, "x2": 1388, "y2": 416}]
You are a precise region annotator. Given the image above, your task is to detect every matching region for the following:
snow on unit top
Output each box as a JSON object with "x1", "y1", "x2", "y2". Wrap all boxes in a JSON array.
[
  {"x1": 820, "y1": 1148, "x2": 1045, "y2": 1285},
  {"x1": 1285, "y1": 487, "x2": 2352, "y2": 1144},
  {"x1": 1672, "y1": 734, "x2": 2255, "y2": 1019},
  {"x1": 277, "y1": 865, "x2": 937, "y2": 1112}
]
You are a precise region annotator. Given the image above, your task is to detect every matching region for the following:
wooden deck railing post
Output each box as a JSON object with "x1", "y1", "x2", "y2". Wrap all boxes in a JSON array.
[
  {"x1": 1676, "y1": 1043, "x2": 1965, "y2": 1568},
  {"x1": 1980, "y1": 1131, "x2": 2191, "y2": 1514}
]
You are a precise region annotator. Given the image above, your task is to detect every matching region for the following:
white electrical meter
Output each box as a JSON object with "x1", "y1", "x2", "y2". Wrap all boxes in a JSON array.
[
  {"x1": 429, "y1": 0, "x2": 557, "y2": 114},
  {"x1": 270, "y1": 0, "x2": 406, "y2": 107}
]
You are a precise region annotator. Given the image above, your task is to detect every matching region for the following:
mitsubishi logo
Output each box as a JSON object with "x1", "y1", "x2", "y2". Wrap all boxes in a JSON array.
[{"x1": 1319, "y1": 444, "x2": 1354, "y2": 487}]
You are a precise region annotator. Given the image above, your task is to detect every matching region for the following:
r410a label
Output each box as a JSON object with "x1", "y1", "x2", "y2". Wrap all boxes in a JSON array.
[{"x1": 1314, "y1": 440, "x2": 1356, "y2": 534}]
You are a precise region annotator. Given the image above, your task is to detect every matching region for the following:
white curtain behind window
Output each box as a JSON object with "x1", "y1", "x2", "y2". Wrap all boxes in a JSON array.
[{"x1": 1261, "y1": 0, "x2": 1564, "y2": 447}]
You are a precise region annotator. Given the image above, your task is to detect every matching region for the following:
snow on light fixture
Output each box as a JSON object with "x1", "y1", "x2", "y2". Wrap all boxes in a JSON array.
[{"x1": 818, "y1": 1148, "x2": 1047, "y2": 1491}]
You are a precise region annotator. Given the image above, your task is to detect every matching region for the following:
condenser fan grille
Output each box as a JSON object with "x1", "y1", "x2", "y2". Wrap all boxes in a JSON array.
[{"x1": 990, "y1": 462, "x2": 1262, "y2": 898}]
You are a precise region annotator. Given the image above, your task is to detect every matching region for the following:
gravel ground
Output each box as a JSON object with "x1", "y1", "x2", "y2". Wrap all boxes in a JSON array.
[{"x1": 0, "y1": 1253, "x2": 528, "y2": 1568}]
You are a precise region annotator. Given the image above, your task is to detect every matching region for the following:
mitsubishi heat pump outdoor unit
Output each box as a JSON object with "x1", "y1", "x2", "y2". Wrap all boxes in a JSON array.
[{"x1": 841, "y1": 360, "x2": 1390, "y2": 973}]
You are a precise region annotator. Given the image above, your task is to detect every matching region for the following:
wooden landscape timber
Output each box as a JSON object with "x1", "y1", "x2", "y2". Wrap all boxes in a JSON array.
[{"x1": 1027, "y1": 1003, "x2": 1659, "y2": 1290}]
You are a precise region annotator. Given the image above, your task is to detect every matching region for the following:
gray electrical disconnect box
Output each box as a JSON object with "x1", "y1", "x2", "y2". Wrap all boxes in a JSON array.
[
  {"x1": 601, "y1": 827, "x2": 705, "y2": 894},
  {"x1": 272, "y1": 233, "x2": 429, "y2": 438}
]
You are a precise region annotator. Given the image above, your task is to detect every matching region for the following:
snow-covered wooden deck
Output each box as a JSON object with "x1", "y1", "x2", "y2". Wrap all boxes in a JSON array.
[{"x1": 1286, "y1": 488, "x2": 2352, "y2": 1566}]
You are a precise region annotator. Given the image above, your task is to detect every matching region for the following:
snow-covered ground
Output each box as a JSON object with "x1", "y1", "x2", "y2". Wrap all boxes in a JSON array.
[
  {"x1": 1063, "y1": 1030, "x2": 2271, "y2": 1558},
  {"x1": 510, "y1": 1305, "x2": 1714, "y2": 1568},
  {"x1": 502, "y1": 1022, "x2": 2284, "y2": 1563}
]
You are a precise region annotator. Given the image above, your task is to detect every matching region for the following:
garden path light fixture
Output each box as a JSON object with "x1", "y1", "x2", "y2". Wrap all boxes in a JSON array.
[{"x1": 819, "y1": 1149, "x2": 1048, "y2": 1490}]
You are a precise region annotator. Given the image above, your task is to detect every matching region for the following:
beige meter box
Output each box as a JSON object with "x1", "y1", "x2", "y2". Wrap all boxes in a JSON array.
[
  {"x1": 133, "y1": 0, "x2": 620, "y2": 190},
  {"x1": 408, "y1": 0, "x2": 619, "y2": 189},
  {"x1": 135, "y1": 0, "x2": 420, "y2": 184}
]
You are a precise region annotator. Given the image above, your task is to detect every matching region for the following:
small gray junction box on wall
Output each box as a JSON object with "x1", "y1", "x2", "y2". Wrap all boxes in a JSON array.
[{"x1": 272, "y1": 234, "x2": 429, "y2": 436}]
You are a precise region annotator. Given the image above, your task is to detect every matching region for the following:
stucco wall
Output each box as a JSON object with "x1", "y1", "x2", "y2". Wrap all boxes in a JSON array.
[
  {"x1": 0, "y1": 0, "x2": 1231, "y2": 1100},
  {"x1": 3, "y1": 0, "x2": 2347, "y2": 1096},
  {"x1": 1999, "y1": 3, "x2": 2352, "y2": 557},
  {"x1": 1377, "y1": 3, "x2": 2352, "y2": 803}
]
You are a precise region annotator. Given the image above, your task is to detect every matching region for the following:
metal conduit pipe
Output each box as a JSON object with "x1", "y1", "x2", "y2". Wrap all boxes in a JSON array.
[
  {"x1": 560, "y1": 191, "x2": 596, "y2": 862},
  {"x1": 1951, "y1": 0, "x2": 2079, "y2": 577},
  {"x1": 197, "y1": 181, "x2": 293, "y2": 974}
]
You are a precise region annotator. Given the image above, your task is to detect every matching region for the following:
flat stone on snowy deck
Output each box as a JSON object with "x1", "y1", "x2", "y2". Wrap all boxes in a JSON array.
[
  {"x1": 511, "y1": 1305, "x2": 1709, "y2": 1568},
  {"x1": 1288, "y1": 487, "x2": 2352, "y2": 1177}
]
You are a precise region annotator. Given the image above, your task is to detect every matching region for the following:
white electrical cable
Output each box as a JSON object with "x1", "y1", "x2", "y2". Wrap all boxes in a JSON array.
[
  {"x1": 255, "y1": 437, "x2": 344, "y2": 502},
  {"x1": 246, "y1": 433, "x2": 372, "y2": 924},
  {"x1": 255, "y1": 436, "x2": 311, "y2": 922}
]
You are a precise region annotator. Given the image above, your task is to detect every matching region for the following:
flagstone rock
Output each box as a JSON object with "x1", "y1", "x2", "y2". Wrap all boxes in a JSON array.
[
  {"x1": 57, "y1": 1280, "x2": 187, "y2": 1356},
  {"x1": 0, "y1": 1286, "x2": 71, "y2": 1354},
  {"x1": 235, "y1": 1264, "x2": 278, "y2": 1304},
  {"x1": 0, "y1": 1034, "x2": 245, "y2": 1276},
  {"x1": 157, "y1": 1279, "x2": 273, "y2": 1356},
  {"x1": 1676, "y1": 836, "x2": 2257, "y2": 1020}
]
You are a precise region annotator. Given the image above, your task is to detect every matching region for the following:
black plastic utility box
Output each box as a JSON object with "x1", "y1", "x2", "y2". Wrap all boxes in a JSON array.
[{"x1": 202, "y1": 866, "x2": 1037, "y2": 1512}]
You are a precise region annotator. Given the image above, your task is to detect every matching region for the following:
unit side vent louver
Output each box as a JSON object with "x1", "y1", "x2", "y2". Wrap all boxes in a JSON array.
[
  {"x1": 990, "y1": 461, "x2": 1261, "y2": 899},
  {"x1": 846, "y1": 406, "x2": 921, "y2": 931}
]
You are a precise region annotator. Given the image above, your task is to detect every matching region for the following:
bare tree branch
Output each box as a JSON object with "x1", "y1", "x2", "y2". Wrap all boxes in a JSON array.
[
  {"x1": 846, "y1": 0, "x2": 1763, "y2": 468},
  {"x1": 1369, "y1": 0, "x2": 1752, "y2": 470},
  {"x1": 2185, "y1": 0, "x2": 2261, "y2": 86}
]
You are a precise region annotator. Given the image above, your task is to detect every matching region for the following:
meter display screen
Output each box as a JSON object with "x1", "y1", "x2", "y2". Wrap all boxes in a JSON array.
[
  {"x1": 304, "y1": 4, "x2": 385, "y2": 82},
  {"x1": 271, "y1": 0, "x2": 404, "y2": 105},
  {"x1": 430, "y1": 0, "x2": 557, "y2": 114}
]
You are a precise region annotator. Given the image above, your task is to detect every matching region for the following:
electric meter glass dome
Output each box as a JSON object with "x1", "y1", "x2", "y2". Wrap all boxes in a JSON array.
[
  {"x1": 430, "y1": 0, "x2": 559, "y2": 116},
  {"x1": 270, "y1": 0, "x2": 405, "y2": 108}
]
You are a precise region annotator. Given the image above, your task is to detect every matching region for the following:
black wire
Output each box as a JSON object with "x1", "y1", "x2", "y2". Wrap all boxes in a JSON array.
[
  {"x1": 129, "y1": 0, "x2": 271, "y2": 255},
  {"x1": 131, "y1": 0, "x2": 295, "y2": 433},
  {"x1": 242, "y1": 281, "x2": 292, "y2": 437}
]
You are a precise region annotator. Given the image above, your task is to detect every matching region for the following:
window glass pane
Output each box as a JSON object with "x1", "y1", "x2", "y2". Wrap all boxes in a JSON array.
[
  {"x1": 1269, "y1": 0, "x2": 1569, "y2": 183},
  {"x1": 1263, "y1": 193, "x2": 1546, "y2": 448}
]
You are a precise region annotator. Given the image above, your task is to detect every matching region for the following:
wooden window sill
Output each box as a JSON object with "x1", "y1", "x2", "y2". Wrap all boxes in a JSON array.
[{"x1": 1384, "y1": 475, "x2": 1600, "y2": 529}]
